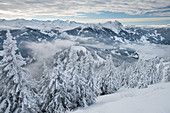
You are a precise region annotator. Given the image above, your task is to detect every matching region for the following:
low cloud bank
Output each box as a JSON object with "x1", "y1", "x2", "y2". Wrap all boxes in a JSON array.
[{"x1": 26, "y1": 39, "x2": 76, "y2": 79}]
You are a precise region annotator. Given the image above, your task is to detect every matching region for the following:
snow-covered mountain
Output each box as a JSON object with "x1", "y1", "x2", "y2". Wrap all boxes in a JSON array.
[
  {"x1": 0, "y1": 19, "x2": 170, "y2": 62},
  {"x1": 65, "y1": 23, "x2": 170, "y2": 45},
  {"x1": 102, "y1": 20, "x2": 124, "y2": 34},
  {"x1": 0, "y1": 19, "x2": 82, "y2": 31},
  {"x1": 0, "y1": 19, "x2": 169, "y2": 45}
]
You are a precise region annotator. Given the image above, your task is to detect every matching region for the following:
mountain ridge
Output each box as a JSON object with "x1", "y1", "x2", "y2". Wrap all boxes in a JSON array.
[{"x1": 0, "y1": 19, "x2": 170, "y2": 62}]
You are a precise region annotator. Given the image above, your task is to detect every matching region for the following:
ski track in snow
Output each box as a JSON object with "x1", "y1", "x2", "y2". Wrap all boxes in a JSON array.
[{"x1": 72, "y1": 82, "x2": 170, "y2": 113}]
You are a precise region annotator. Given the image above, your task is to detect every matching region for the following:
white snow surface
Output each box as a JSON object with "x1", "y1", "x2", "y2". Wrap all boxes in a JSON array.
[{"x1": 72, "y1": 82, "x2": 170, "y2": 113}]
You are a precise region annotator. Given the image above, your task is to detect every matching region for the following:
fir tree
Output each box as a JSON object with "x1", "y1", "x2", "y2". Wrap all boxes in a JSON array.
[
  {"x1": 157, "y1": 60, "x2": 164, "y2": 82},
  {"x1": 94, "y1": 62, "x2": 105, "y2": 95},
  {"x1": 138, "y1": 60, "x2": 148, "y2": 89},
  {"x1": 100, "y1": 55, "x2": 120, "y2": 94},
  {"x1": 0, "y1": 30, "x2": 39, "y2": 113},
  {"x1": 145, "y1": 59, "x2": 158, "y2": 85},
  {"x1": 39, "y1": 62, "x2": 51, "y2": 109},
  {"x1": 128, "y1": 60, "x2": 142, "y2": 88},
  {"x1": 81, "y1": 52, "x2": 97, "y2": 105},
  {"x1": 163, "y1": 62, "x2": 170, "y2": 82}
]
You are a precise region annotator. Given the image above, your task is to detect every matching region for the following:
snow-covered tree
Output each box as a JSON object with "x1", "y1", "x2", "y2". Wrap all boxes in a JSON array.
[
  {"x1": 100, "y1": 54, "x2": 120, "y2": 94},
  {"x1": 118, "y1": 62, "x2": 130, "y2": 87},
  {"x1": 40, "y1": 63, "x2": 74, "y2": 113},
  {"x1": 163, "y1": 62, "x2": 170, "y2": 82},
  {"x1": 128, "y1": 60, "x2": 142, "y2": 88},
  {"x1": 107, "y1": 70, "x2": 120, "y2": 94},
  {"x1": 138, "y1": 74, "x2": 148, "y2": 89},
  {"x1": 39, "y1": 62, "x2": 51, "y2": 108},
  {"x1": 124, "y1": 63, "x2": 133, "y2": 87},
  {"x1": 100, "y1": 55, "x2": 113, "y2": 94},
  {"x1": 145, "y1": 59, "x2": 159, "y2": 85},
  {"x1": 0, "y1": 30, "x2": 39, "y2": 113},
  {"x1": 138, "y1": 61, "x2": 148, "y2": 89},
  {"x1": 81, "y1": 52, "x2": 97, "y2": 105},
  {"x1": 70, "y1": 64, "x2": 88, "y2": 107},
  {"x1": 69, "y1": 54, "x2": 97, "y2": 107},
  {"x1": 94, "y1": 62, "x2": 105, "y2": 95},
  {"x1": 157, "y1": 60, "x2": 164, "y2": 82}
]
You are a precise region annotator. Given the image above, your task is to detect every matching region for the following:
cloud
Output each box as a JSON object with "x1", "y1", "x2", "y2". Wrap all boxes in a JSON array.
[
  {"x1": 0, "y1": 0, "x2": 169, "y2": 19},
  {"x1": 27, "y1": 39, "x2": 76, "y2": 62},
  {"x1": 26, "y1": 39, "x2": 76, "y2": 78},
  {"x1": 149, "y1": 11, "x2": 170, "y2": 16}
]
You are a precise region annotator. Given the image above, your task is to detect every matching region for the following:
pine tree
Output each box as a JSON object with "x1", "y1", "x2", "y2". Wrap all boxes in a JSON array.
[
  {"x1": 107, "y1": 71, "x2": 117, "y2": 94},
  {"x1": 94, "y1": 62, "x2": 104, "y2": 95},
  {"x1": 41, "y1": 63, "x2": 74, "y2": 113},
  {"x1": 128, "y1": 60, "x2": 142, "y2": 88},
  {"x1": 39, "y1": 62, "x2": 51, "y2": 109},
  {"x1": 163, "y1": 62, "x2": 170, "y2": 82},
  {"x1": 100, "y1": 55, "x2": 113, "y2": 94},
  {"x1": 0, "y1": 30, "x2": 39, "y2": 113},
  {"x1": 82, "y1": 52, "x2": 97, "y2": 105},
  {"x1": 145, "y1": 59, "x2": 159, "y2": 85},
  {"x1": 100, "y1": 54, "x2": 120, "y2": 94},
  {"x1": 70, "y1": 64, "x2": 88, "y2": 107},
  {"x1": 107, "y1": 65, "x2": 120, "y2": 94},
  {"x1": 138, "y1": 60, "x2": 148, "y2": 89},
  {"x1": 119, "y1": 62, "x2": 127, "y2": 87},
  {"x1": 138, "y1": 74, "x2": 148, "y2": 89},
  {"x1": 125, "y1": 63, "x2": 133, "y2": 87},
  {"x1": 68, "y1": 53, "x2": 97, "y2": 108},
  {"x1": 157, "y1": 60, "x2": 164, "y2": 82},
  {"x1": 112, "y1": 68, "x2": 121, "y2": 91}
]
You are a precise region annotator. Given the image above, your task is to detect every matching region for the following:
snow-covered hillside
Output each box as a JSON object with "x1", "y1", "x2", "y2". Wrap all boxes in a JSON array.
[{"x1": 73, "y1": 82, "x2": 170, "y2": 113}]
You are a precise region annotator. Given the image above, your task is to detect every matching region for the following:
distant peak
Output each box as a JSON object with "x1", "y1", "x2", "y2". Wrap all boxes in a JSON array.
[
  {"x1": 114, "y1": 20, "x2": 121, "y2": 23},
  {"x1": 105, "y1": 20, "x2": 121, "y2": 24},
  {"x1": 114, "y1": 20, "x2": 123, "y2": 26},
  {"x1": 105, "y1": 21, "x2": 113, "y2": 24},
  {"x1": 102, "y1": 20, "x2": 124, "y2": 34},
  {"x1": 105, "y1": 20, "x2": 122, "y2": 26}
]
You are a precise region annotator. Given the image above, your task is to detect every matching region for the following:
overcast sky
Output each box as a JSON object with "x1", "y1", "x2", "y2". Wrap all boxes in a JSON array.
[{"x1": 0, "y1": 0, "x2": 170, "y2": 25}]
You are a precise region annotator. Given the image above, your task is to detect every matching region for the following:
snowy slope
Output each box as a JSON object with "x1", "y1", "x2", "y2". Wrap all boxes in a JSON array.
[{"x1": 72, "y1": 82, "x2": 170, "y2": 113}]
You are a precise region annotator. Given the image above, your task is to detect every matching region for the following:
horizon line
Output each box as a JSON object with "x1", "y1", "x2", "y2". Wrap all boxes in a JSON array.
[{"x1": 0, "y1": 17, "x2": 170, "y2": 26}]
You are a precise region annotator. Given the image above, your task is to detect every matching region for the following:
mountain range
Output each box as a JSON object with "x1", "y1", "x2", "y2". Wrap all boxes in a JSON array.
[{"x1": 0, "y1": 19, "x2": 170, "y2": 63}]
